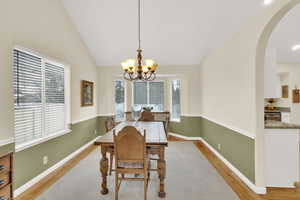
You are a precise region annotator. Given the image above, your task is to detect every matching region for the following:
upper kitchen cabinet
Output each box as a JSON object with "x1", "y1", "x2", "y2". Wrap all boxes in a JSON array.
[{"x1": 264, "y1": 48, "x2": 281, "y2": 98}]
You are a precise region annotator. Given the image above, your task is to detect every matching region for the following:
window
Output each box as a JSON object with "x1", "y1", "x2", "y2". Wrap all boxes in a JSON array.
[
  {"x1": 171, "y1": 80, "x2": 181, "y2": 121},
  {"x1": 115, "y1": 80, "x2": 125, "y2": 121},
  {"x1": 13, "y1": 48, "x2": 69, "y2": 149},
  {"x1": 133, "y1": 81, "x2": 164, "y2": 112}
]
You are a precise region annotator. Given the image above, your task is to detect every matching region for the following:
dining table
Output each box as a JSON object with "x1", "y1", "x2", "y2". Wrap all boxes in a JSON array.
[{"x1": 94, "y1": 121, "x2": 168, "y2": 198}]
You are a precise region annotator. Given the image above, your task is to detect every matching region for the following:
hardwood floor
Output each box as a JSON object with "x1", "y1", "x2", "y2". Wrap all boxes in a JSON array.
[
  {"x1": 14, "y1": 135, "x2": 300, "y2": 200},
  {"x1": 167, "y1": 135, "x2": 186, "y2": 141},
  {"x1": 193, "y1": 140, "x2": 300, "y2": 200}
]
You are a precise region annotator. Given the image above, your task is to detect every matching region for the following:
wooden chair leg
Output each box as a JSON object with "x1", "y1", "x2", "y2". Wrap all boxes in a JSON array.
[
  {"x1": 115, "y1": 172, "x2": 119, "y2": 200},
  {"x1": 109, "y1": 152, "x2": 113, "y2": 175},
  {"x1": 144, "y1": 178, "x2": 147, "y2": 200}
]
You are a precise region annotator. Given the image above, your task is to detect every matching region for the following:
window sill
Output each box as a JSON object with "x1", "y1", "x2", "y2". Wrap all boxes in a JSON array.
[{"x1": 15, "y1": 129, "x2": 72, "y2": 152}]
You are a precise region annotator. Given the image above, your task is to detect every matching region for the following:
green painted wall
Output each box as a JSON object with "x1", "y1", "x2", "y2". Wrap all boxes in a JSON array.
[
  {"x1": 97, "y1": 115, "x2": 114, "y2": 135},
  {"x1": 9, "y1": 114, "x2": 254, "y2": 189},
  {"x1": 0, "y1": 143, "x2": 14, "y2": 155},
  {"x1": 169, "y1": 116, "x2": 201, "y2": 137},
  {"x1": 170, "y1": 115, "x2": 255, "y2": 183},
  {"x1": 200, "y1": 117, "x2": 255, "y2": 183},
  {"x1": 14, "y1": 117, "x2": 99, "y2": 189}
]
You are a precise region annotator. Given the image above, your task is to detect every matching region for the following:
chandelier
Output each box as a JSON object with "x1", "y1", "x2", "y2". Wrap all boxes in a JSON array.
[{"x1": 121, "y1": 0, "x2": 158, "y2": 81}]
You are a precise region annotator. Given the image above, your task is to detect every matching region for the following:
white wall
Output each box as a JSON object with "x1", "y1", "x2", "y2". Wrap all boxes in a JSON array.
[
  {"x1": 97, "y1": 65, "x2": 201, "y2": 116},
  {"x1": 277, "y1": 63, "x2": 300, "y2": 124},
  {"x1": 0, "y1": 0, "x2": 98, "y2": 141},
  {"x1": 198, "y1": 0, "x2": 300, "y2": 188}
]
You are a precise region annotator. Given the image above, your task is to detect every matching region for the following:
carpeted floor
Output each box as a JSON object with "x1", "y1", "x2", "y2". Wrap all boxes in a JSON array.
[{"x1": 36, "y1": 142, "x2": 239, "y2": 200}]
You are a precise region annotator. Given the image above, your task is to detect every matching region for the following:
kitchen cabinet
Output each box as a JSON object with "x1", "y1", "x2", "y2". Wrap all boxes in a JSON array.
[
  {"x1": 265, "y1": 128, "x2": 300, "y2": 187},
  {"x1": 264, "y1": 48, "x2": 281, "y2": 98},
  {"x1": 281, "y1": 112, "x2": 290, "y2": 123}
]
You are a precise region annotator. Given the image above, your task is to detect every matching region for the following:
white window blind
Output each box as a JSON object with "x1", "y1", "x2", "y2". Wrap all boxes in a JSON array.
[
  {"x1": 133, "y1": 81, "x2": 164, "y2": 112},
  {"x1": 171, "y1": 80, "x2": 181, "y2": 121},
  {"x1": 13, "y1": 48, "x2": 67, "y2": 147},
  {"x1": 149, "y1": 82, "x2": 164, "y2": 112},
  {"x1": 115, "y1": 80, "x2": 125, "y2": 121},
  {"x1": 45, "y1": 62, "x2": 65, "y2": 135}
]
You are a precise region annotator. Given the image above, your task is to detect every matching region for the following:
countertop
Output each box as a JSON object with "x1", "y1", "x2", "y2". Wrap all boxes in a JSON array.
[
  {"x1": 265, "y1": 107, "x2": 291, "y2": 113},
  {"x1": 265, "y1": 120, "x2": 300, "y2": 129}
]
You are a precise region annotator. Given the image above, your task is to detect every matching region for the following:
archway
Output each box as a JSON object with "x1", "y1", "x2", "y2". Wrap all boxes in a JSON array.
[{"x1": 255, "y1": 0, "x2": 300, "y2": 190}]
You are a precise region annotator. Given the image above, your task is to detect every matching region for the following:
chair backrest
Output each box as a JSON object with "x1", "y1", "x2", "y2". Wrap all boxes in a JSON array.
[
  {"x1": 105, "y1": 117, "x2": 115, "y2": 132},
  {"x1": 139, "y1": 111, "x2": 154, "y2": 121},
  {"x1": 164, "y1": 116, "x2": 169, "y2": 136},
  {"x1": 114, "y1": 126, "x2": 146, "y2": 163}
]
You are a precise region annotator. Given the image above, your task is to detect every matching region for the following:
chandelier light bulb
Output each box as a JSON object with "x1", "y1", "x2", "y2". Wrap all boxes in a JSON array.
[
  {"x1": 121, "y1": 62, "x2": 129, "y2": 71},
  {"x1": 142, "y1": 65, "x2": 149, "y2": 73},
  {"x1": 151, "y1": 63, "x2": 158, "y2": 72},
  {"x1": 264, "y1": 0, "x2": 273, "y2": 6},
  {"x1": 126, "y1": 59, "x2": 136, "y2": 66},
  {"x1": 292, "y1": 44, "x2": 300, "y2": 51},
  {"x1": 145, "y1": 59, "x2": 155, "y2": 67}
]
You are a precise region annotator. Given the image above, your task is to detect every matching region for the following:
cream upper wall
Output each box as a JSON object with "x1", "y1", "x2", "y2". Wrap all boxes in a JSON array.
[
  {"x1": 199, "y1": 0, "x2": 300, "y2": 187},
  {"x1": 277, "y1": 63, "x2": 300, "y2": 124},
  {"x1": 97, "y1": 65, "x2": 201, "y2": 116},
  {"x1": 0, "y1": 0, "x2": 98, "y2": 140}
]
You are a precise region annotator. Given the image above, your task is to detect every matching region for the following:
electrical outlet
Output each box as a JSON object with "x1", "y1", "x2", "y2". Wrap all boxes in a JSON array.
[
  {"x1": 218, "y1": 144, "x2": 221, "y2": 150},
  {"x1": 94, "y1": 130, "x2": 97, "y2": 135},
  {"x1": 43, "y1": 156, "x2": 48, "y2": 165}
]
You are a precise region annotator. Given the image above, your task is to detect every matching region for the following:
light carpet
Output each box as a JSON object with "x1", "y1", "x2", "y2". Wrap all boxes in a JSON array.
[{"x1": 36, "y1": 142, "x2": 239, "y2": 200}]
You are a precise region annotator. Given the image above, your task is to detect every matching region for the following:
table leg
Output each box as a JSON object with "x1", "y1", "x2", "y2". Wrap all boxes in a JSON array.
[
  {"x1": 158, "y1": 147, "x2": 166, "y2": 198},
  {"x1": 100, "y1": 145, "x2": 109, "y2": 195}
]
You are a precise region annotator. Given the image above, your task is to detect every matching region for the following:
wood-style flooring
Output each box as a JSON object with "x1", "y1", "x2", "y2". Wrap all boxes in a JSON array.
[
  {"x1": 14, "y1": 136, "x2": 300, "y2": 200},
  {"x1": 194, "y1": 140, "x2": 300, "y2": 200}
]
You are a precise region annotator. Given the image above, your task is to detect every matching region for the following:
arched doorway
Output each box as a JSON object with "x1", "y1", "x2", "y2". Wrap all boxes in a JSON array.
[{"x1": 255, "y1": 0, "x2": 300, "y2": 190}]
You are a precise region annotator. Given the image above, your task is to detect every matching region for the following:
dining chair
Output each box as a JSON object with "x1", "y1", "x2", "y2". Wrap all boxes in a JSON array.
[
  {"x1": 105, "y1": 117, "x2": 115, "y2": 132},
  {"x1": 139, "y1": 111, "x2": 155, "y2": 121},
  {"x1": 164, "y1": 116, "x2": 169, "y2": 137},
  {"x1": 113, "y1": 126, "x2": 150, "y2": 200},
  {"x1": 105, "y1": 117, "x2": 115, "y2": 175}
]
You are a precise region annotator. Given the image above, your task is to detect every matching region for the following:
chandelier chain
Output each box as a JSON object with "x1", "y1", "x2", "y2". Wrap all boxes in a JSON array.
[{"x1": 138, "y1": 0, "x2": 141, "y2": 50}]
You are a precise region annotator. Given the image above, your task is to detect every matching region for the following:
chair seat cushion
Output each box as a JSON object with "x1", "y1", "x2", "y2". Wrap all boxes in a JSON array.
[{"x1": 118, "y1": 162, "x2": 144, "y2": 169}]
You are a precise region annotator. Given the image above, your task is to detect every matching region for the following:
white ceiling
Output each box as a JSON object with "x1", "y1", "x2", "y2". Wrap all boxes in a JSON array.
[
  {"x1": 62, "y1": 0, "x2": 267, "y2": 66},
  {"x1": 268, "y1": 4, "x2": 300, "y2": 63}
]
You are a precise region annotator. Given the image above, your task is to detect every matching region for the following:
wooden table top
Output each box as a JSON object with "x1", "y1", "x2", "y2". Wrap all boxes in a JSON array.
[{"x1": 94, "y1": 121, "x2": 168, "y2": 146}]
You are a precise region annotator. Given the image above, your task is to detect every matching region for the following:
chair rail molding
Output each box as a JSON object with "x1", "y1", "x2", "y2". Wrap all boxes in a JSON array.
[
  {"x1": 180, "y1": 114, "x2": 256, "y2": 139},
  {"x1": 0, "y1": 137, "x2": 15, "y2": 147},
  {"x1": 71, "y1": 115, "x2": 99, "y2": 125},
  {"x1": 98, "y1": 113, "x2": 115, "y2": 117}
]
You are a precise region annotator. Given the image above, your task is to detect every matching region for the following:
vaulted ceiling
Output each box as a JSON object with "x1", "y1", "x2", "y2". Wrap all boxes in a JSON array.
[
  {"x1": 62, "y1": 0, "x2": 272, "y2": 66},
  {"x1": 268, "y1": 3, "x2": 300, "y2": 63}
]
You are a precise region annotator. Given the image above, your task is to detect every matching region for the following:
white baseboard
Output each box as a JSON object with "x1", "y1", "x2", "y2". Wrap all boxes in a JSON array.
[
  {"x1": 0, "y1": 137, "x2": 14, "y2": 147},
  {"x1": 169, "y1": 132, "x2": 202, "y2": 141},
  {"x1": 168, "y1": 132, "x2": 266, "y2": 194},
  {"x1": 14, "y1": 136, "x2": 101, "y2": 198}
]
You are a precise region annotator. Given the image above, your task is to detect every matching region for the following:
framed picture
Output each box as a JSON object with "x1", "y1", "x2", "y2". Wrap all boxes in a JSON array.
[{"x1": 81, "y1": 80, "x2": 94, "y2": 107}]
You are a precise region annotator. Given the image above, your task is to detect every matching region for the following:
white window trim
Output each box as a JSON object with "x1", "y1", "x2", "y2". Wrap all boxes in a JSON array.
[
  {"x1": 132, "y1": 80, "x2": 165, "y2": 111},
  {"x1": 170, "y1": 79, "x2": 182, "y2": 122},
  {"x1": 114, "y1": 79, "x2": 126, "y2": 122},
  {"x1": 14, "y1": 45, "x2": 71, "y2": 151}
]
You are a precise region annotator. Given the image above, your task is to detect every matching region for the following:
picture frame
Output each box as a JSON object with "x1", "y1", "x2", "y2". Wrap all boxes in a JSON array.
[{"x1": 81, "y1": 80, "x2": 94, "y2": 107}]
